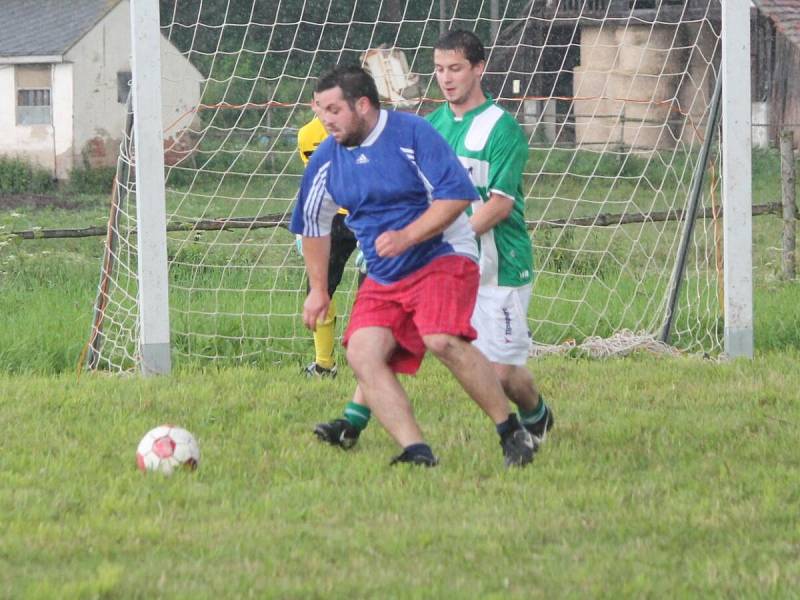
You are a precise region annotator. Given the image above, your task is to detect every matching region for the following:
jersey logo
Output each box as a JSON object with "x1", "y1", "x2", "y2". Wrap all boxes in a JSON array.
[
  {"x1": 502, "y1": 307, "x2": 513, "y2": 343},
  {"x1": 355, "y1": 153, "x2": 370, "y2": 165},
  {"x1": 459, "y1": 157, "x2": 489, "y2": 188}
]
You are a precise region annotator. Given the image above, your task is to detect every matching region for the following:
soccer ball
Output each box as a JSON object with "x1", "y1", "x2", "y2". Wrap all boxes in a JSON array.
[{"x1": 136, "y1": 425, "x2": 200, "y2": 475}]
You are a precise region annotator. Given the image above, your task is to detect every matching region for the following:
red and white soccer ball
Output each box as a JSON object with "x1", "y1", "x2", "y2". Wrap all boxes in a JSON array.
[{"x1": 136, "y1": 425, "x2": 200, "y2": 475}]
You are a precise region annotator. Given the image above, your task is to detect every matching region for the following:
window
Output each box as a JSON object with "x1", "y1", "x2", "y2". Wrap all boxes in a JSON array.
[
  {"x1": 16, "y1": 65, "x2": 52, "y2": 125},
  {"x1": 118, "y1": 71, "x2": 132, "y2": 103},
  {"x1": 16, "y1": 88, "x2": 51, "y2": 125}
]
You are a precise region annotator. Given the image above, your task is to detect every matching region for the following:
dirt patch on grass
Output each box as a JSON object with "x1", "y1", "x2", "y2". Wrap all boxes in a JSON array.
[{"x1": 0, "y1": 193, "x2": 84, "y2": 211}]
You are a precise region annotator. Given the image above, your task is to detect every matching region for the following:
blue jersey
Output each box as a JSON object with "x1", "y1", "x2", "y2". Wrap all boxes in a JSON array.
[{"x1": 290, "y1": 110, "x2": 479, "y2": 284}]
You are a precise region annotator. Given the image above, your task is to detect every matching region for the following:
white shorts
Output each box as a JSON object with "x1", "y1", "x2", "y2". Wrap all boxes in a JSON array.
[{"x1": 470, "y1": 284, "x2": 532, "y2": 366}]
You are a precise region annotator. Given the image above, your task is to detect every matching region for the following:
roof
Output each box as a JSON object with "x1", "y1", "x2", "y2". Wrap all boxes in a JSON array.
[
  {"x1": 0, "y1": 0, "x2": 122, "y2": 59},
  {"x1": 753, "y1": 0, "x2": 800, "y2": 49}
]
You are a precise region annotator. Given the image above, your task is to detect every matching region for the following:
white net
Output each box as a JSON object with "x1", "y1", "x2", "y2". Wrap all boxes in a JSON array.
[{"x1": 88, "y1": 0, "x2": 725, "y2": 371}]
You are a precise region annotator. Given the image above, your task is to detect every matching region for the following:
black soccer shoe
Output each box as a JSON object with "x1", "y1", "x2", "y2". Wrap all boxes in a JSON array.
[
  {"x1": 313, "y1": 418, "x2": 360, "y2": 449},
  {"x1": 500, "y1": 427, "x2": 536, "y2": 467},
  {"x1": 304, "y1": 361, "x2": 338, "y2": 379},
  {"x1": 389, "y1": 449, "x2": 439, "y2": 467},
  {"x1": 524, "y1": 404, "x2": 555, "y2": 442}
]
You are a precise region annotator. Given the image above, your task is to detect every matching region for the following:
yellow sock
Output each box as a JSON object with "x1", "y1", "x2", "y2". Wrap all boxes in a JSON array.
[{"x1": 313, "y1": 299, "x2": 337, "y2": 369}]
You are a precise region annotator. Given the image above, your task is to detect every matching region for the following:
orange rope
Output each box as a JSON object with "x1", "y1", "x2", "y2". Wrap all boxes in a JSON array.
[
  {"x1": 78, "y1": 175, "x2": 120, "y2": 377},
  {"x1": 163, "y1": 93, "x2": 708, "y2": 140}
]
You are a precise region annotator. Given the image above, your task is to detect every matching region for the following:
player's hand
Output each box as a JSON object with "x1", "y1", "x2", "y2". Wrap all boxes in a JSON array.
[
  {"x1": 303, "y1": 287, "x2": 330, "y2": 331},
  {"x1": 375, "y1": 230, "x2": 412, "y2": 258},
  {"x1": 294, "y1": 235, "x2": 303, "y2": 256}
]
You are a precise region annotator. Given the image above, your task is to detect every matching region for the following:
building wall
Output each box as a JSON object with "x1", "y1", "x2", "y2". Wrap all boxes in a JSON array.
[
  {"x1": 65, "y1": 0, "x2": 203, "y2": 170},
  {"x1": 675, "y1": 20, "x2": 717, "y2": 148},
  {"x1": 52, "y1": 63, "x2": 75, "y2": 178},
  {"x1": 574, "y1": 23, "x2": 716, "y2": 152},
  {"x1": 768, "y1": 33, "x2": 800, "y2": 145},
  {"x1": 0, "y1": 62, "x2": 74, "y2": 178}
]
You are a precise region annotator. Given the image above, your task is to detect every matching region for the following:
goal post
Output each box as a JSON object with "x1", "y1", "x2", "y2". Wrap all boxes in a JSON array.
[
  {"x1": 89, "y1": 0, "x2": 754, "y2": 372},
  {"x1": 130, "y1": 0, "x2": 171, "y2": 375},
  {"x1": 720, "y1": 0, "x2": 754, "y2": 358}
]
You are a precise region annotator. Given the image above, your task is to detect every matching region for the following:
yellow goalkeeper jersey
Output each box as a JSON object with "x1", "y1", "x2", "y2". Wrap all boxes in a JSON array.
[
  {"x1": 297, "y1": 116, "x2": 327, "y2": 166},
  {"x1": 297, "y1": 116, "x2": 347, "y2": 215}
]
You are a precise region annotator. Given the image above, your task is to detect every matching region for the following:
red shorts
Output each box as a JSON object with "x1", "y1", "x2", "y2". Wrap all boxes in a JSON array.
[{"x1": 344, "y1": 255, "x2": 479, "y2": 375}]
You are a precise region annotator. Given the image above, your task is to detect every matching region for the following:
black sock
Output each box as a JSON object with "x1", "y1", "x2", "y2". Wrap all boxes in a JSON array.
[{"x1": 496, "y1": 413, "x2": 521, "y2": 439}]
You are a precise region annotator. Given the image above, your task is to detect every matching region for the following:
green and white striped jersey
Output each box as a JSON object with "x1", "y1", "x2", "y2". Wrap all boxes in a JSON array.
[{"x1": 426, "y1": 98, "x2": 533, "y2": 287}]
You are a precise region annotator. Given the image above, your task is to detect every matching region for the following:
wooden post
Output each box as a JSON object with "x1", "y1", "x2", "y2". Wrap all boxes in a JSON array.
[{"x1": 780, "y1": 130, "x2": 797, "y2": 280}]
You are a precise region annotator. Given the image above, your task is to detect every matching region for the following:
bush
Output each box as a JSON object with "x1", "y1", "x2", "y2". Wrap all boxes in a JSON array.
[
  {"x1": 67, "y1": 165, "x2": 116, "y2": 194},
  {"x1": 0, "y1": 156, "x2": 55, "y2": 194}
]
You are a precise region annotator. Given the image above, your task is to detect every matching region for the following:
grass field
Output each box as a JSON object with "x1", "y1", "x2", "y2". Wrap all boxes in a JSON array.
[
  {"x1": 1, "y1": 355, "x2": 799, "y2": 598},
  {"x1": 3, "y1": 193, "x2": 798, "y2": 374},
  {"x1": 1, "y1": 146, "x2": 799, "y2": 597}
]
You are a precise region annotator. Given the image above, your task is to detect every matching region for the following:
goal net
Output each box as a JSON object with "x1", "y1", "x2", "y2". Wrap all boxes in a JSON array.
[{"x1": 88, "y1": 0, "x2": 727, "y2": 371}]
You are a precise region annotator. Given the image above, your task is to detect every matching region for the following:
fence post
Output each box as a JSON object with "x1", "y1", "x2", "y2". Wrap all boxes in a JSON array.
[{"x1": 780, "y1": 129, "x2": 797, "y2": 280}]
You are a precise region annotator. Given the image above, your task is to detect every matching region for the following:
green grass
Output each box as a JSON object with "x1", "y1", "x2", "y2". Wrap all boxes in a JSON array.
[
  {"x1": 1, "y1": 355, "x2": 799, "y2": 597},
  {"x1": 1, "y1": 148, "x2": 799, "y2": 597},
  {"x1": 2, "y1": 173, "x2": 799, "y2": 374},
  {"x1": 4, "y1": 231, "x2": 797, "y2": 375}
]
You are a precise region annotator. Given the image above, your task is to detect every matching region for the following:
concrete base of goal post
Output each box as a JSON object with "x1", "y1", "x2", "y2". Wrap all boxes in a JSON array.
[{"x1": 141, "y1": 343, "x2": 172, "y2": 376}]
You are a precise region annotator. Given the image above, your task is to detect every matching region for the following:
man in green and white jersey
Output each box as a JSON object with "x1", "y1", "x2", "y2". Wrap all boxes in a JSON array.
[
  {"x1": 426, "y1": 29, "x2": 553, "y2": 443},
  {"x1": 312, "y1": 30, "x2": 553, "y2": 452}
]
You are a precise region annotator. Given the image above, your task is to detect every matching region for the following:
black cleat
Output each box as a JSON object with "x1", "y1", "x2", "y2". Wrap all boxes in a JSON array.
[
  {"x1": 524, "y1": 404, "x2": 554, "y2": 444},
  {"x1": 304, "y1": 362, "x2": 337, "y2": 379},
  {"x1": 500, "y1": 427, "x2": 536, "y2": 467},
  {"x1": 313, "y1": 418, "x2": 360, "y2": 449},
  {"x1": 389, "y1": 450, "x2": 439, "y2": 467}
]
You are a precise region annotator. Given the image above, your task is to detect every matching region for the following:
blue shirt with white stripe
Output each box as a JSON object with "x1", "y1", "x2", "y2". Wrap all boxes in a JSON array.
[{"x1": 290, "y1": 109, "x2": 479, "y2": 284}]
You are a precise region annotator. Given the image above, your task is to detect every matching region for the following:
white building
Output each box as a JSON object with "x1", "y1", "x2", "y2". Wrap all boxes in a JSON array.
[{"x1": 0, "y1": 0, "x2": 203, "y2": 179}]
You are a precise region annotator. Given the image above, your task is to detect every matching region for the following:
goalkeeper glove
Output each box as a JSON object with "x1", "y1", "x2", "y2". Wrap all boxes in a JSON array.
[
  {"x1": 354, "y1": 249, "x2": 367, "y2": 274},
  {"x1": 295, "y1": 235, "x2": 303, "y2": 256}
]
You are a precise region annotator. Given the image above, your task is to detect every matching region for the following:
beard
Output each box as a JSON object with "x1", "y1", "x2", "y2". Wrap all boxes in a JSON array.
[{"x1": 340, "y1": 113, "x2": 371, "y2": 147}]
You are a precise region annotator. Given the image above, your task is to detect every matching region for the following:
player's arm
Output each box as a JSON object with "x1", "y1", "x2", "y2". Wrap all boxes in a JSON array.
[
  {"x1": 376, "y1": 199, "x2": 469, "y2": 258},
  {"x1": 472, "y1": 121, "x2": 528, "y2": 236},
  {"x1": 289, "y1": 156, "x2": 339, "y2": 329},
  {"x1": 469, "y1": 192, "x2": 514, "y2": 236}
]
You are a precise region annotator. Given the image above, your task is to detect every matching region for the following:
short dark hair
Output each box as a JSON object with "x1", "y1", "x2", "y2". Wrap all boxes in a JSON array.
[
  {"x1": 315, "y1": 65, "x2": 380, "y2": 109},
  {"x1": 434, "y1": 29, "x2": 486, "y2": 66}
]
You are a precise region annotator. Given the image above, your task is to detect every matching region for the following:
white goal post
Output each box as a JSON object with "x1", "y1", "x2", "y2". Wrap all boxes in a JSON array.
[
  {"x1": 720, "y1": 0, "x2": 754, "y2": 359},
  {"x1": 130, "y1": 0, "x2": 171, "y2": 375},
  {"x1": 89, "y1": 0, "x2": 753, "y2": 374}
]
